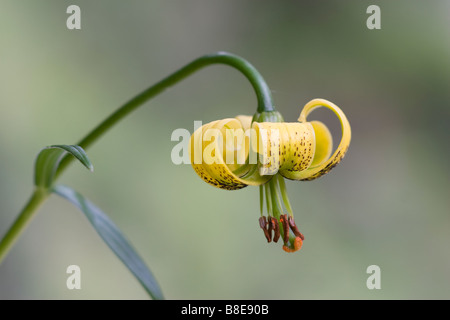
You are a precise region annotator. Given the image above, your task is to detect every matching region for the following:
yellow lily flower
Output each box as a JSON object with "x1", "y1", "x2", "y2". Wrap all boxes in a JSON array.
[{"x1": 189, "y1": 98, "x2": 351, "y2": 252}]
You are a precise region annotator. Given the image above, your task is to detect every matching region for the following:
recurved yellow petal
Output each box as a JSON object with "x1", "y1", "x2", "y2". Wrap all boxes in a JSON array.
[
  {"x1": 189, "y1": 116, "x2": 271, "y2": 190},
  {"x1": 252, "y1": 122, "x2": 315, "y2": 178},
  {"x1": 309, "y1": 120, "x2": 332, "y2": 168},
  {"x1": 291, "y1": 98, "x2": 351, "y2": 181}
]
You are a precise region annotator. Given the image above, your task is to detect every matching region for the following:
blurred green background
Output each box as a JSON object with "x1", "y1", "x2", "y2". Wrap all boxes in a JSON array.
[{"x1": 1, "y1": 0, "x2": 449, "y2": 299}]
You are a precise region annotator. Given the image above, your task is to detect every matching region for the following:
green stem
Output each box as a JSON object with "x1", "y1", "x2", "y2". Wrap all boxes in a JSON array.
[
  {"x1": 56, "y1": 51, "x2": 274, "y2": 178},
  {"x1": 0, "y1": 51, "x2": 275, "y2": 265},
  {"x1": 0, "y1": 188, "x2": 49, "y2": 263}
]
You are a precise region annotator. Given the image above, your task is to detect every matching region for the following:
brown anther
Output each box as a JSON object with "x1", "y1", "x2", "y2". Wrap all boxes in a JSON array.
[
  {"x1": 258, "y1": 216, "x2": 271, "y2": 243},
  {"x1": 270, "y1": 217, "x2": 280, "y2": 243},
  {"x1": 280, "y1": 214, "x2": 290, "y2": 245},
  {"x1": 288, "y1": 216, "x2": 305, "y2": 240},
  {"x1": 267, "y1": 217, "x2": 273, "y2": 241}
]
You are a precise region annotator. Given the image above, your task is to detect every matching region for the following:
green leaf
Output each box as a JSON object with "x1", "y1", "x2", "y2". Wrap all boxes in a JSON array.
[
  {"x1": 34, "y1": 145, "x2": 93, "y2": 188},
  {"x1": 52, "y1": 184, "x2": 164, "y2": 300}
]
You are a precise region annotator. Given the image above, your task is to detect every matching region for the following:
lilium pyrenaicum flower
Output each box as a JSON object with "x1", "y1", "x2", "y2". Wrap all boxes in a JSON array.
[{"x1": 189, "y1": 98, "x2": 351, "y2": 252}]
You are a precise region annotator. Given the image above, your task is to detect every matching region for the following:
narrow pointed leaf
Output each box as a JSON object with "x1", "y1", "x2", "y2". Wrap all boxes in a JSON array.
[
  {"x1": 34, "y1": 145, "x2": 93, "y2": 188},
  {"x1": 52, "y1": 184, "x2": 164, "y2": 300}
]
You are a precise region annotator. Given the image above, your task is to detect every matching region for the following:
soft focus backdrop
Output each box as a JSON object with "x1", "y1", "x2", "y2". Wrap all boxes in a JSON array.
[{"x1": 1, "y1": 0, "x2": 449, "y2": 299}]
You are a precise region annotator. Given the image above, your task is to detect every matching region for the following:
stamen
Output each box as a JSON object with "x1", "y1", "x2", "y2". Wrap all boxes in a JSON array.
[
  {"x1": 259, "y1": 185, "x2": 264, "y2": 217},
  {"x1": 258, "y1": 216, "x2": 271, "y2": 243},
  {"x1": 288, "y1": 216, "x2": 305, "y2": 240},
  {"x1": 267, "y1": 217, "x2": 273, "y2": 242},
  {"x1": 265, "y1": 183, "x2": 273, "y2": 218},
  {"x1": 280, "y1": 214, "x2": 290, "y2": 245},
  {"x1": 270, "y1": 217, "x2": 280, "y2": 243},
  {"x1": 277, "y1": 175, "x2": 293, "y2": 216}
]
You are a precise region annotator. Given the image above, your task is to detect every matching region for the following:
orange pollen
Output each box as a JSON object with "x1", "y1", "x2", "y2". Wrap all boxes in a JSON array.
[{"x1": 282, "y1": 236, "x2": 303, "y2": 253}]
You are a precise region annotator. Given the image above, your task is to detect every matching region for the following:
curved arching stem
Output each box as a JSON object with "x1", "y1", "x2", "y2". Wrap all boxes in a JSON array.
[
  {"x1": 55, "y1": 51, "x2": 274, "y2": 178},
  {"x1": 0, "y1": 52, "x2": 275, "y2": 265}
]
